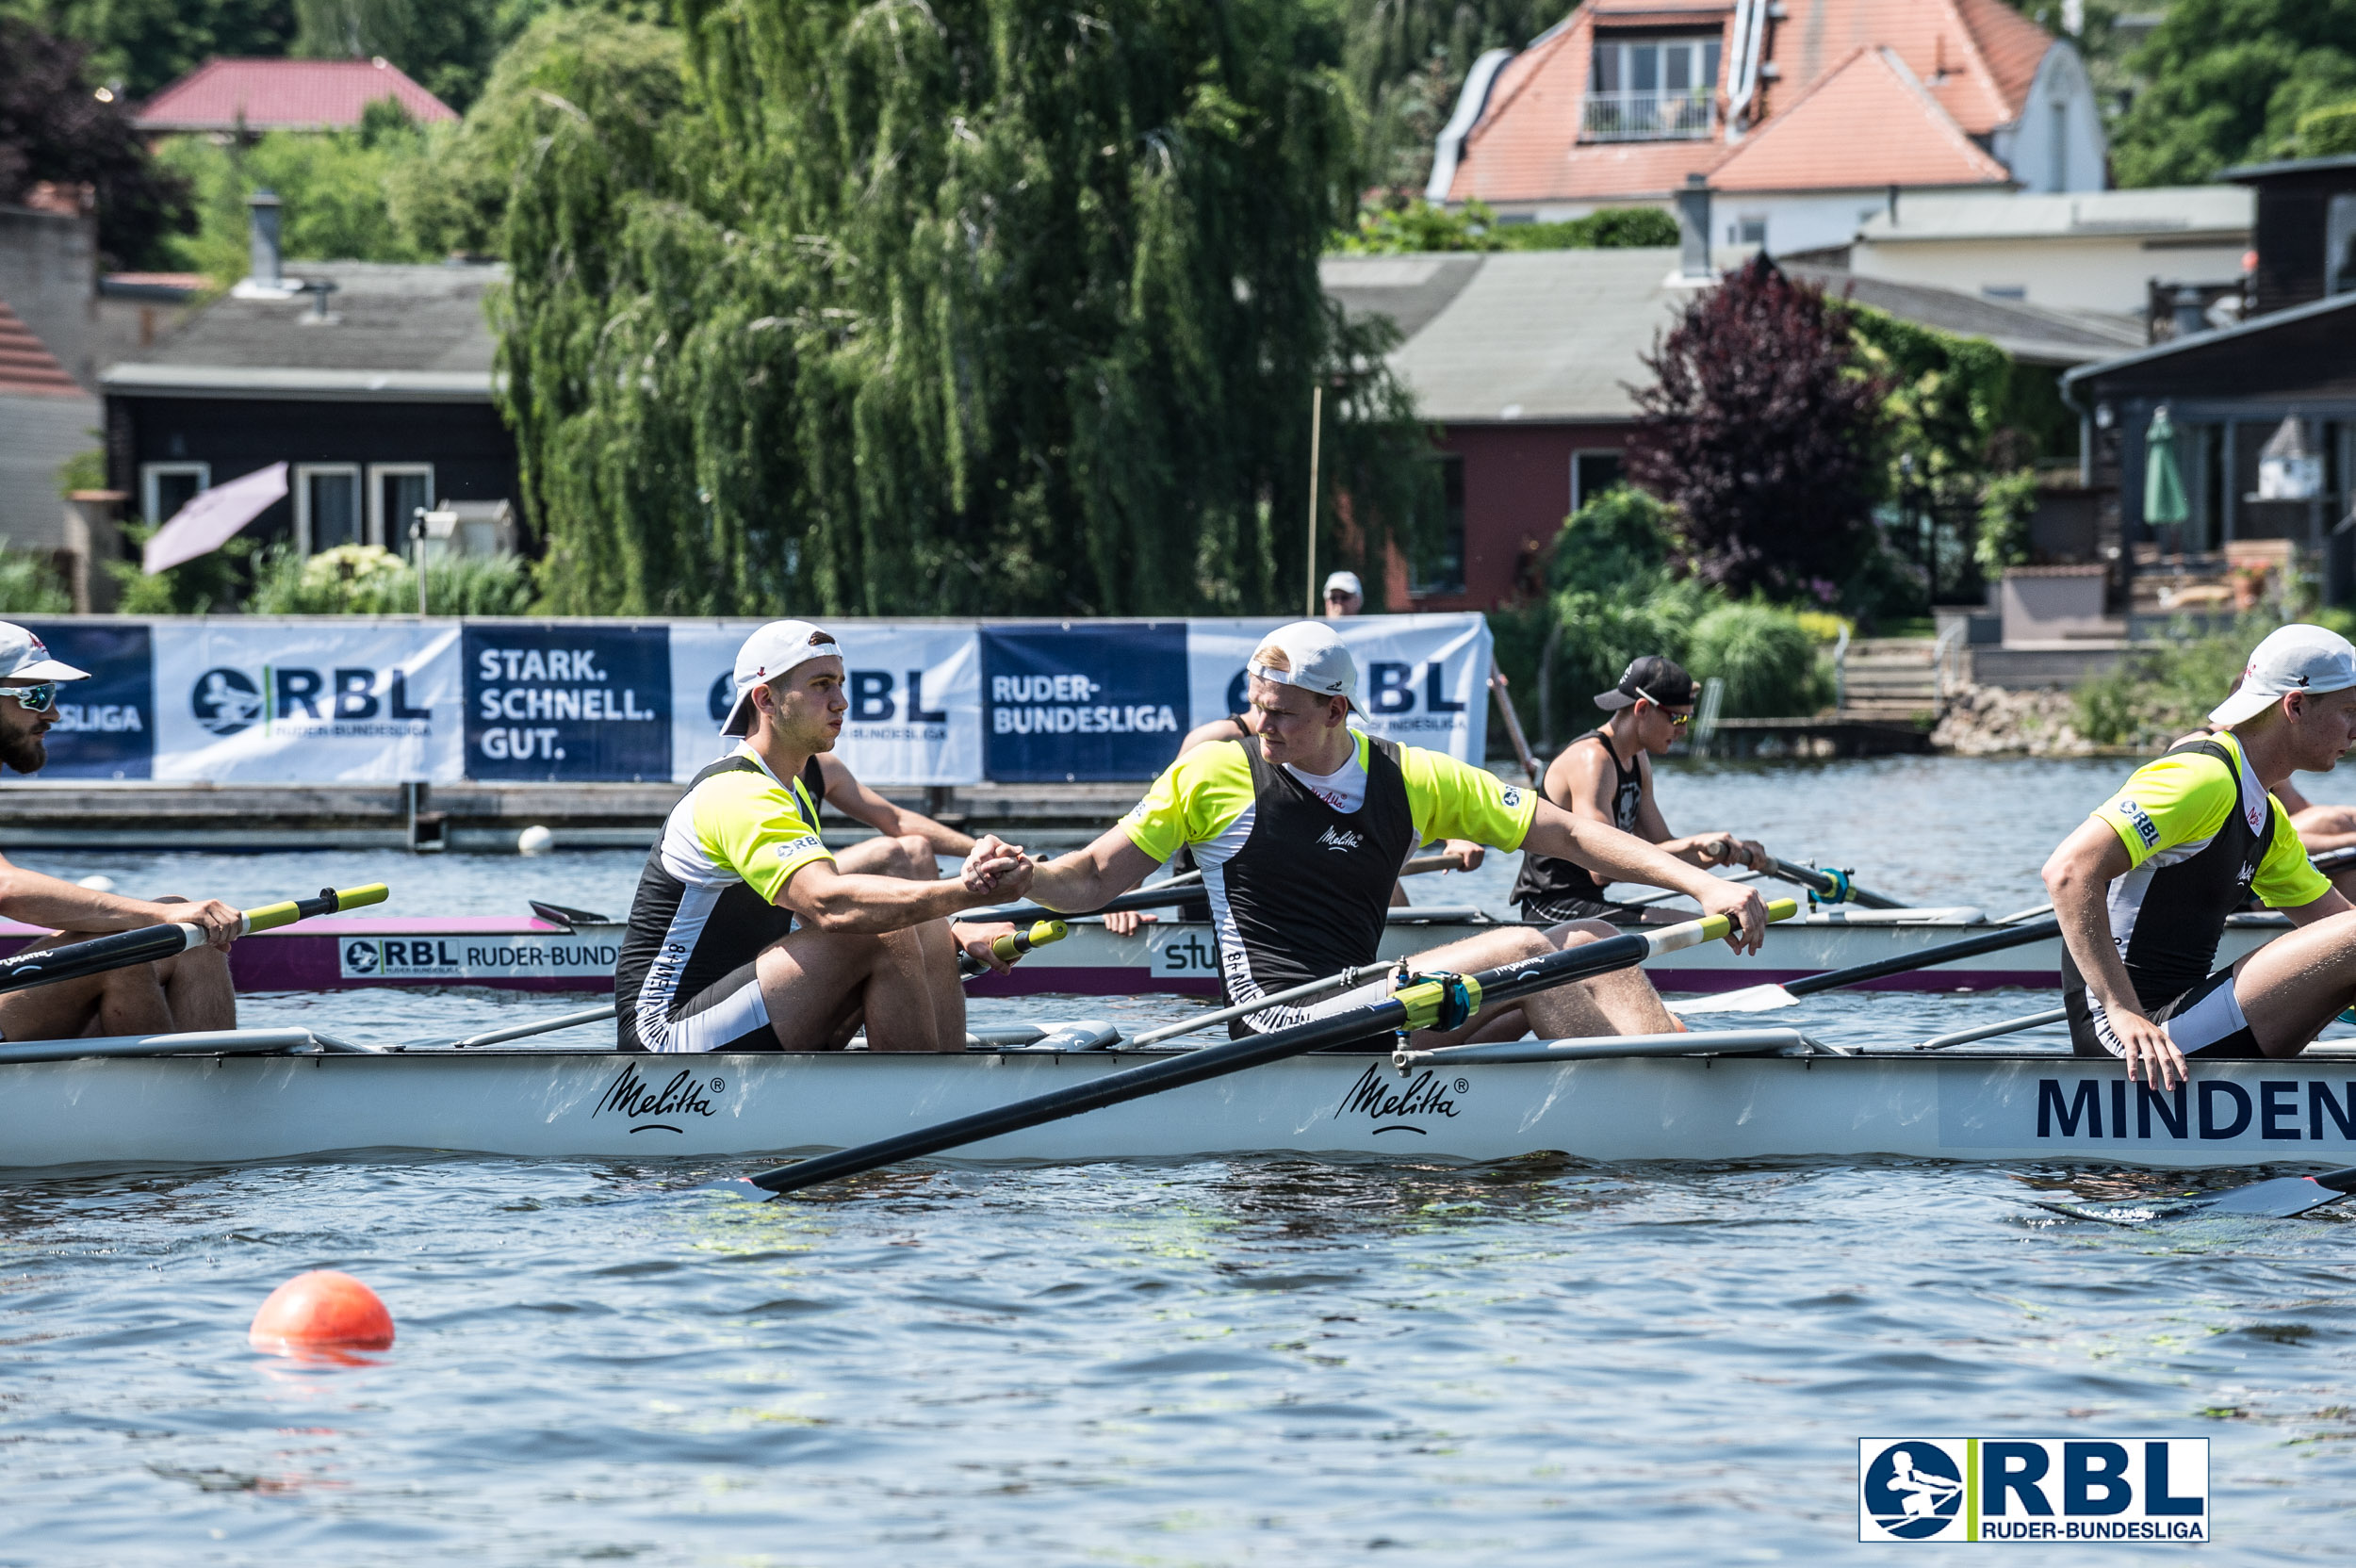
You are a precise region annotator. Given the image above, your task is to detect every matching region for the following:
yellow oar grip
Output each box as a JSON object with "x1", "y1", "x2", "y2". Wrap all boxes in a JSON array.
[
  {"x1": 1695, "y1": 896, "x2": 1801, "y2": 943},
  {"x1": 992, "y1": 919, "x2": 1069, "y2": 961},
  {"x1": 1395, "y1": 973, "x2": 1483, "y2": 1032},
  {"x1": 241, "y1": 883, "x2": 391, "y2": 935}
]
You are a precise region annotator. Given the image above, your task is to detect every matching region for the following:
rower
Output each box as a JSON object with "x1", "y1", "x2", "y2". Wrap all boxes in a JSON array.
[
  {"x1": 2044, "y1": 623, "x2": 2356, "y2": 1089},
  {"x1": 1511, "y1": 656, "x2": 1769, "y2": 923},
  {"x1": 613, "y1": 621, "x2": 1032, "y2": 1054},
  {"x1": 1024, "y1": 622, "x2": 1766, "y2": 1050},
  {"x1": 0, "y1": 622, "x2": 240, "y2": 1040}
]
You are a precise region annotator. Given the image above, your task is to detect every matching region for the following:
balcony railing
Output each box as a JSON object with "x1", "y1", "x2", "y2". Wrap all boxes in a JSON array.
[{"x1": 1581, "y1": 90, "x2": 1716, "y2": 141}]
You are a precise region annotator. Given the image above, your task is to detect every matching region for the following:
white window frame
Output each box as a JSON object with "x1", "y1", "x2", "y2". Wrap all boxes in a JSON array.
[
  {"x1": 294, "y1": 462, "x2": 364, "y2": 555},
  {"x1": 140, "y1": 461, "x2": 209, "y2": 525},
  {"x1": 1571, "y1": 448, "x2": 1626, "y2": 514},
  {"x1": 367, "y1": 463, "x2": 436, "y2": 550}
]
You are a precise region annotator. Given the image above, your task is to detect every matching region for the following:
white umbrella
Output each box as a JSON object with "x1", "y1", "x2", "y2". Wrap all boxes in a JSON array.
[{"x1": 142, "y1": 461, "x2": 288, "y2": 574}]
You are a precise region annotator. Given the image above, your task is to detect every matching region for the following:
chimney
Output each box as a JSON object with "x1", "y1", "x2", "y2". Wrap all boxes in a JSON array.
[
  {"x1": 248, "y1": 190, "x2": 283, "y2": 289},
  {"x1": 1887, "y1": 183, "x2": 1900, "y2": 224},
  {"x1": 1677, "y1": 175, "x2": 1712, "y2": 281},
  {"x1": 2171, "y1": 286, "x2": 2208, "y2": 339}
]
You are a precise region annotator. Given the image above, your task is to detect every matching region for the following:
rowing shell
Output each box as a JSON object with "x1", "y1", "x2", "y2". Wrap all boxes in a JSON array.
[
  {"x1": 2, "y1": 1036, "x2": 2351, "y2": 1171},
  {"x1": 0, "y1": 905, "x2": 2284, "y2": 997}
]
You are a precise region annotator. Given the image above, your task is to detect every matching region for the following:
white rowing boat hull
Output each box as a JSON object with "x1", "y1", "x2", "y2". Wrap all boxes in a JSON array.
[{"x1": 3, "y1": 1046, "x2": 2350, "y2": 1172}]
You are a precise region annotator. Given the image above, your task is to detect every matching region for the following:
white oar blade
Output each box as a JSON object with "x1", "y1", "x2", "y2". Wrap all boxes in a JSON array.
[{"x1": 1667, "y1": 985, "x2": 1800, "y2": 1016}]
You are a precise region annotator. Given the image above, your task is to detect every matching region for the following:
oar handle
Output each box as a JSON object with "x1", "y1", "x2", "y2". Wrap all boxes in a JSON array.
[
  {"x1": 748, "y1": 898, "x2": 1800, "y2": 1194},
  {"x1": 1763, "y1": 857, "x2": 1903, "y2": 910},
  {"x1": 239, "y1": 883, "x2": 390, "y2": 936},
  {"x1": 957, "y1": 918, "x2": 1068, "y2": 977}
]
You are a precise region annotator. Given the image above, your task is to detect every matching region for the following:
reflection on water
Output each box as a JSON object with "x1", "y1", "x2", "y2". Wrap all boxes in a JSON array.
[{"x1": 3, "y1": 758, "x2": 2356, "y2": 1561}]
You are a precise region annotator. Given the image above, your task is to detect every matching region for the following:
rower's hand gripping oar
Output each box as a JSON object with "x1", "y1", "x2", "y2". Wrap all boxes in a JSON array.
[
  {"x1": 1672, "y1": 915, "x2": 2062, "y2": 1016},
  {"x1": 955, "y1": 918, "x2": 1067, "y2": 978},
  {"x1": 735, "y1": 898, "x2": 1800, "y2": 1196},
  {"x1": 0, "y1": 884, "x2": 389, "y2": 997}
]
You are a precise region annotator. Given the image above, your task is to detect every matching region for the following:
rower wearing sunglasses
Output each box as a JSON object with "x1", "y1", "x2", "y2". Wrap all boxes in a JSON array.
[
  {"x1": 0, "y1": 623, "x2": 241, "y2": 1041},
  {"x1": 1511, "y1": 655, "x2": 1774, "y2": 924}
]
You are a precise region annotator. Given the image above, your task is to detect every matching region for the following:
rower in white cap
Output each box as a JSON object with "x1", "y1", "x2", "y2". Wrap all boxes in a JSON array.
[
  {"x1": 612, "y1": 620, "x2": 1033, "y2": 1053},
  {"x1": 1023, "y1": 621, "x2": 1766, "y2": 1051},
  {"x1": 2045, "y1": 622, "x2": 2356, "y2": 1088},
  {"x1": 0, "y1": 622, "x2": 242, "y2": 1041}
]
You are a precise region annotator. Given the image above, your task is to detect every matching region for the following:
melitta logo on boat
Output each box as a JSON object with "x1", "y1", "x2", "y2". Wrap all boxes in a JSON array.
[
  {"x1": 338, "y1": 935, "x2": 620, "y2": 983},
  {"x1": 1335, "y1": 1064, "x2": 1466, "y2": 1134},
  {"x1": 592, "y1": 1063, "x2": 726, "y2": 1134},
  {"x1": 1858, "y1": 1438, "x2": 2208, "y2": 1543}
]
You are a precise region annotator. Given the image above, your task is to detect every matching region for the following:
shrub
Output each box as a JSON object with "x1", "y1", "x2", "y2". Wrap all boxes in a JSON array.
[
  {"x1": 247, "y1": 545, "x2": 536, "y2": 615},
  {"x1": 2075, "y1": 616, "x2": 2270, "y2": 748},
  {"x1": 1686, "y1": 602, "x2": 1825, "y2": 717},
  {"x1": 0, "y1": 547, "x2": 73, "y2": 614},
  {"x1": 106, "y1": 525, "x2": 254, "y2": 613}
]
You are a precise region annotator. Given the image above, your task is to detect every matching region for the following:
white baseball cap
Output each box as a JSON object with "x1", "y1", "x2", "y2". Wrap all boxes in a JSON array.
[
  {"x1": 2210, "y1": 623, "x2": 2356, "y2": 727},
  {"x1": 719, "y1": 619, "x2": 843, "y2": 737},
  {"x1": 0, "y1": 622, "x2": 88, "y2": 683},
  {"x1": 1322, "y1": 570, "x2": 1363, "y2": 599},
  {"x1": 1248, "y1": 621, "x2": 1357, "y2": 710}
]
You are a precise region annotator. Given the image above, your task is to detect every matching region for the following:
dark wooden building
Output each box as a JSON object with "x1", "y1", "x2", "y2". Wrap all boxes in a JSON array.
[{"x1": 101, "y1": 260, "x2": 515, "y2": 554}]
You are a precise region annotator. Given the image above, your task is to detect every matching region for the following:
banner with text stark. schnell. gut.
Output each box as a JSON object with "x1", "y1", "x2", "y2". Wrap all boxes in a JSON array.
[
  {"x1": 150, "y1": 622, "x2": 462, "y2": 783},
  {"x1": 464, "y1": 624, "x2": 671, "y2": 782},
  {"x1": 1184, "y1": 613, "x2": 1491, "y2": 765},
  {"x1": 667, "y1": 623, "x2": 984, "y2": 786},
  {"x1": 23, "y1": 621, "x2": 154, "y2": 779},
  {"x1": 982, "y1": 622, "x2": 1190, "y2": 782}
]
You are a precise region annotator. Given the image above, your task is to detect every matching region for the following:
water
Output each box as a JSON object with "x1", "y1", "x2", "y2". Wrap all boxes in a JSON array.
[{"x1": 6, "y1": 756, "x2": 2356, "y2": 1562}]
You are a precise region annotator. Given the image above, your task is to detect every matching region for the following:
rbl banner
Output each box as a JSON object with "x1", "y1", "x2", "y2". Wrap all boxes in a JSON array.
[{"x1": 56, "y1": 613, "x2": 1489, "y2": 785}]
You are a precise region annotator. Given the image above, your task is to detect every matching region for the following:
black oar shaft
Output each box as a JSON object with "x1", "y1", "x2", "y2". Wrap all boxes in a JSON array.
[
  {"x1": 1784, "y1": 915, "x2": 2059, "y2": 998},
  {"x1": 748, "y1": 901, "x2": 1793, "y2": 1195},
  {"x1": 0, "y1": 884, "x2": 385, "y2": 997},
  {"x1": 1763, "y1": 857, "x2": 1904, "y2": 910}
]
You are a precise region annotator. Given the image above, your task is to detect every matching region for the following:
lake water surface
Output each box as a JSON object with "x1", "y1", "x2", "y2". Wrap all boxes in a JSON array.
[{"x1": 4, "y1": 756, "x2": 2355, "y2": 1563}]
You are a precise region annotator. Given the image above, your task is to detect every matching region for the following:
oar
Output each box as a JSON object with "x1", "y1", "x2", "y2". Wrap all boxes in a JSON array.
[
  {"x1": 979, "y1": 857, "x2": 1464, "y2": 925},
  {"x1": 0, "y1": 884, "x2": 389, "y2": 997},
  {"x1": 1121, "y1": 961, "x2": 1395, "y2": 1050},
  {"x1": 733, "y1": 898, "x2": 1799, "y2": 1195},
  {"x1": 1911, "y1": 1006, "x2": 2068, "y2": 1051},
  {"x1": 955, "y1": 918, "x2": 1067, "y2": 977},
  {"x1": 1671, "y1": 915, "x2": 2060, "y2": 1016},
  {"x1": 1489, "y1": 673, "x2": 1540, "y2": 783},
  {"x1": 1760, "y1": 856, "x2": 1904, "y2": 909}
]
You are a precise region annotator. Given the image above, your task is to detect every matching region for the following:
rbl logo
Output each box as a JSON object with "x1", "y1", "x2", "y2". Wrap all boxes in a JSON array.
[
  {"x1": 706, "y1": 670, "x2": 946, "y2": 725},
  {"x1": 1858, "y1": 1438, "x2": 2208, "y2": 1544},
  {"x1": 192, "y1": 666, "x2": 430, "y2": 737},
  {"x1": 1223, "y1": 662, "x2": 1467, "y2": 714}
]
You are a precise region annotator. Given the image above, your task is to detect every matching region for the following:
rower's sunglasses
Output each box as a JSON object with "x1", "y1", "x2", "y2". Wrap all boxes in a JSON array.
[
  {"x1": 1632, "y1": 684, "x2": 1693, "y2": 727},
  {"x1": 2, "y1": 682, "x2": 57, "y2": 712}
]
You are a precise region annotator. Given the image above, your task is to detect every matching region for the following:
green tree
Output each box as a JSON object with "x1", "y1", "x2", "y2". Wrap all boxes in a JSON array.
[
  {"x1": 1336, "y1": 197, "x2": 1677, "y2": 253},
  {"x1": 2110, "y1": 0, "x2": 2356, "y2": 185},
  {"x1": 1342, "y1": 0, "x2": 1551, "y2": 195},
  {"x1": 1, "y1": 0, "x2": 296, "y2": 100},
  {"x1": 0, "y1": 16, "x2": 195, "y2": 266},
  {"x1": 154, "y1": 98, "x2": 430, "y2": 277},
  {"x1": 499, "y1": 0, "x2": 1432, "y2": 617},
  {"x1": 292, "y1": 0, "x2": 671, "y2": 113}
]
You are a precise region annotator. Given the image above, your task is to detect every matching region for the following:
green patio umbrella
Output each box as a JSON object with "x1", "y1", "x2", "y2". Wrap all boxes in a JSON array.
[{"x1": 2145, "y1": 405, "x2": 2189, "y2": 529}]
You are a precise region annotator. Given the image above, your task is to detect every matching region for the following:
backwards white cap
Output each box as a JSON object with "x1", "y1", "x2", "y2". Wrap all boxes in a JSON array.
[
  {"x1": 0, "y1": 622, "x2": 88, "y2": 683},
  {"x1": 2210, "y1": 623, "x2": 2356, "y2": 727},
  {"x1": 719, "y1": 619, "x2": 843, "y2": 737},
  {"x1": 1248, "y1": 621, "x2": 1357, "y2": 711}
]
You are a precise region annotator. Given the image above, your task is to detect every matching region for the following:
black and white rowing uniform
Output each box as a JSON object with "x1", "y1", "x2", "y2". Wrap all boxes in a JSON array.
[
  {"x1": 2064, "y1": 732, "x2": 2330, "y2": 1058},
  {"x1": 613, "y1": 745, "x2": 831, "y2": 1053},
  {"x1": 1511, "y1": 728, "x2": 1648, "y2": 923}
]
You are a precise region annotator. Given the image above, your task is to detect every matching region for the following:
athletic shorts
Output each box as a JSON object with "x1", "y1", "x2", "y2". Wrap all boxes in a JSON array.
[
  {"x1": 2068, "y1": 968, "x2": 2264, "y2": 1060},
  {"x1": 1518, "y1": 896, "x2": 1650, "y2": 926},
  {"x1": 628, "y1": 960, "x2": 774, "y2": 1054}
]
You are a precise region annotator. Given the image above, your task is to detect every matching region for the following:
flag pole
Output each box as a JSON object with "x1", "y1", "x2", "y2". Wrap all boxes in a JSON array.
[{"x1": 1304, "y1": 384, "x2": 1323, "y2": 618}]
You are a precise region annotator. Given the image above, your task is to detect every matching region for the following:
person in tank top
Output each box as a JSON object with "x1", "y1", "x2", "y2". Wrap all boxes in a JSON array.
[
  {"x1": 1023, "y1": 623, "x2": 1768, "y2": 1052},
  {"x1": 1511, "y1": 656, "x2": 1772, "y2": 924},
  {"x1": 613, "y1": 620, "x2": 1036, "y2": 1054},
  {"x1": 2045, "y1": 623, "x2": 2356, "y2": 1089}
]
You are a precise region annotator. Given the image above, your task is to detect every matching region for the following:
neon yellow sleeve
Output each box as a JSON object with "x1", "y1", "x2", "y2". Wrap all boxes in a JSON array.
[
  {"x1": 2254, "y1": 793, "x2": 2332, "y2": 908},
  {"x1": 696, "y1": 772, "x2": 832, "y2": 903},
  {"x1": 1118, "y1": 743, "x2": 1254, "y2": 862},
  {"x1": 2090, "y1": 752, "x2": 2233, "y2": 869},
  {"x1": 1399, "y1": 744, "x2": 1539, "y2": 852}
]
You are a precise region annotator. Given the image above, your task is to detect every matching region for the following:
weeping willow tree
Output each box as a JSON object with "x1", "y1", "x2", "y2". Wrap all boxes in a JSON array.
[{"x1": 496, "y1": 1, "x2": 1434, "y2": 616}]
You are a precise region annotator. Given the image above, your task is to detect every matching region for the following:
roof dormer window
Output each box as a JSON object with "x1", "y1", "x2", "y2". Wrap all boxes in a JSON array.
[{"x1": 1585, "y1": 36, "x2": 1722, "y2": 140}]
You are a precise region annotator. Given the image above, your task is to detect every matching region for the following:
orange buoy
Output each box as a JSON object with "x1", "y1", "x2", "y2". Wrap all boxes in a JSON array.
[{"x1": 248, "y1": 1270, "x2": 395, "y2": 1355}]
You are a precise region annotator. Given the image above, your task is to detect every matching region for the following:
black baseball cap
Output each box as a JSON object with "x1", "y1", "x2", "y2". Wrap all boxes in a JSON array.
[{"x1": 1595, "y1": 655, "x2": 1695, "y2": 711}]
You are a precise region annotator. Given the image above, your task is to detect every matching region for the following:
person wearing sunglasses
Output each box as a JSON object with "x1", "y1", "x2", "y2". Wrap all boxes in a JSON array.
[
  {"x1": 1510, "y1": 655, "x2": 1773, "y2": 925},
  {"x1": 0, "y1": 622, "x2": 243, "y2": 1043}
]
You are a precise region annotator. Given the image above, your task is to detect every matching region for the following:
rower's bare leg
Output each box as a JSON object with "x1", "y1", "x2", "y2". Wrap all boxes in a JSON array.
[
  {"x1": 832, "y1": 834, "x2": 939, "y2": 880},
  {"x1": 141, "y1": 898, "x2": 235, "y2": 1030},
  {"x1": 2225, "y1": 908, "x2": 2356, "y2": 1057},
  {"x1": 753, "y1": 923, "x2": 962, "y2": 1052},
  {"x1": 0, "y1": 929, "x2": 177, "y2": 1040},
  {"x1": 911, "y1": 917, "x2": 967, "y2": 1046}
]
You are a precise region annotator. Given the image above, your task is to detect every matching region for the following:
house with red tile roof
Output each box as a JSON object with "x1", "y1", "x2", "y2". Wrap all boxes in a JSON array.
[
  {"x1": 132, "y1": 57, "x2": 455, "y2": 137},
  {"x1": 1429, "y1": 0, "x2": 2103, "y2": 257},
  {"x1": 0, "y1": 299, "x2": 102, "y2": 580}
]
